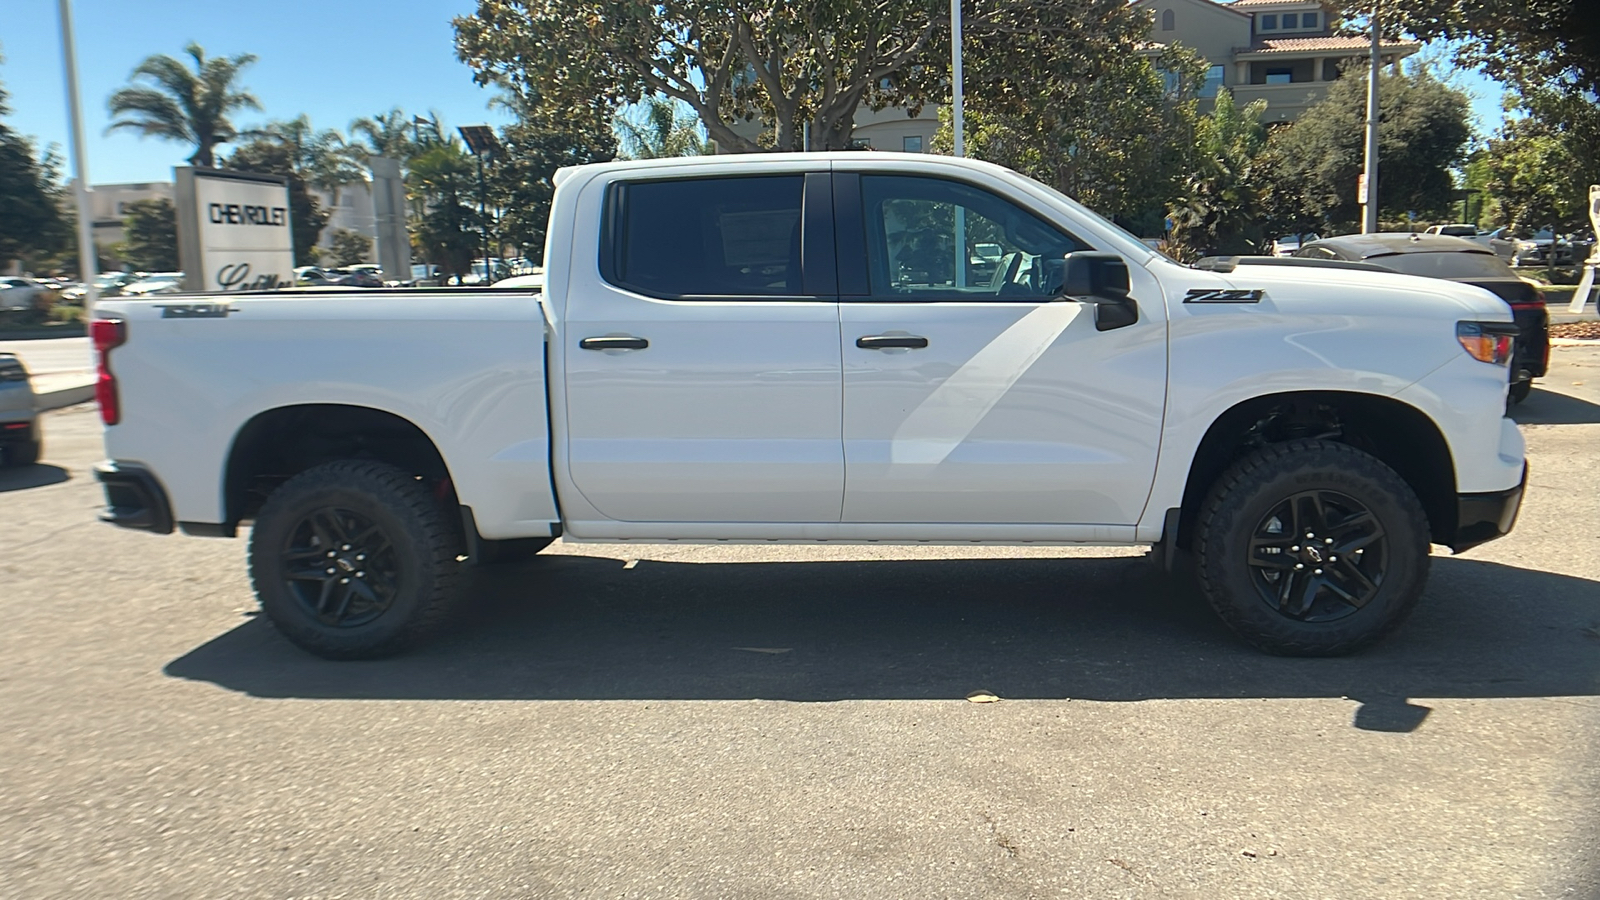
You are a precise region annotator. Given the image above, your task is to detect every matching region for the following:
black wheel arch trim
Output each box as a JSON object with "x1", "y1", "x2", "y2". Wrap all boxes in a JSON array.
[{"x1": 94, "y1": 461, "x2": 174, "y2": 534}]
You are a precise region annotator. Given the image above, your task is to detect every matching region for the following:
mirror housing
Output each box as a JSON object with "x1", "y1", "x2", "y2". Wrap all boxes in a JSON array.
[{"x1": 1045, "y1": 252, "x2": 1138, "y2": 331}]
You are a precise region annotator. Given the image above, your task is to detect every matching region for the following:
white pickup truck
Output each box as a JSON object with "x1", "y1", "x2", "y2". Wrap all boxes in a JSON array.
[{"x1": 91, "y1": 153, "x2": 1526, "y2": 660}]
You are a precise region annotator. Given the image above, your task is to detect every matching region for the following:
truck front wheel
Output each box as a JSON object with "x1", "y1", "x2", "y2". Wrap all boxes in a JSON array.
[
  {"x1": 1194, "y1": 439, "x2": 1430, "y2": 656},
  {"x1": 249, "y1": 460, "x2": 464, "y2": 659}
]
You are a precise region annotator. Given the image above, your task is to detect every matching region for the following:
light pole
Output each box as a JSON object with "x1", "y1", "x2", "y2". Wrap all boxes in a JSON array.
[
  {"x1": 57, "y1": 0, "x2": 99, "y2": 317},
  {"x1": 950, "y1": 0, "x2": 965, "y2": 158},
  {"x1": 1361, "y1": 1, "x2": 1381, "y2": 234},
  {"x1": 458, "y1": 125, "x2": 500, "y2": 283}
]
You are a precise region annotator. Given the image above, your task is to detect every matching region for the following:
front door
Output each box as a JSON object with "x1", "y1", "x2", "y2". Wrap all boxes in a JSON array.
[
  {"x1": 836, "y1": 173, "x2": 1167, "y2": 525},
  {"x1": 563, "y1": 171, "x2": 844, "y2": 523}
]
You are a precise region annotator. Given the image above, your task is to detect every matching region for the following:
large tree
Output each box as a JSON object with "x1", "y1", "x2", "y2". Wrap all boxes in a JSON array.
[
  {"x1": 256, "y1": 116, "x2": 366, "y2": 205},
  {"x1": 1257, "y1": 65, "x2": 1472, "y2": 233},
  {"x1": 107, "y1": 42, "x2": 261, "y2": 168},
  {"x1": 407, "y1": 141, "x2": 482, "y2": 282},
  {"x1": 941, "y1": 44, "x2": 1204, "y2": 230},
  {"x1": 1166, "y1": 90, "x2": 1271, "y2": 258},
  {"x1": 1379, "y1": 0, "x2": 1600, "y2": 98},
  {"x1": 1479, "y1": 88, "x2": 1600, "y2": 238},
  {"x1": 455, "y1": 0, "x2": 1152, "y2": 153},
  {"x1": 0, "y1": 72, "x2": 69, "y2": 269},
  {"x1": 491, "y1": 92, "x2": 616, "y2": 263},
  {"x1": 118, "y1": 198, "x2": 178, "y2": 271},
  {"x1": 349, "y1": 108, "x2": 419, "y2": 163},
  {"x1": 615, "y1": 96, "x2": 708, "y2": 159},
  {"x1": 224, "y1": 139, "x2": 329, "y2": 265}
]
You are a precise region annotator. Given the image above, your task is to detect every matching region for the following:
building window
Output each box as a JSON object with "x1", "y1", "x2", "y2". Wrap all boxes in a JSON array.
[
  {"x1": 1260, "y1": 14, "x2": 1277, "y2": 30},
  {"x1": 1161, "y1": 9, "x2": 1175, "y2": 30},
  {"x1": 1301, "y1": 11, "x2": 1318, "y2": 29},
  {"x1": 1280, "y1": 12, "x2": 1298, "y2": 28},
  {"x1": 1265, "y1": 69, "x2": 1293, "y2": 84},
  {"x1": 902, "y1": 135, "x2": 923, "y2": 153},
  {"x1": 1158, "y1": 67, "x2": 1181, "y2": 97},
  {"x1": 1199, "y1": 65, "x2": 1225, "y2": 98}
]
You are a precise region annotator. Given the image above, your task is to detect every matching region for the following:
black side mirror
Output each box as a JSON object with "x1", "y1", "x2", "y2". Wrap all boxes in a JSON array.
[{"x1": 1047, "y1": 252, "x2": 1138, "y2": 331}]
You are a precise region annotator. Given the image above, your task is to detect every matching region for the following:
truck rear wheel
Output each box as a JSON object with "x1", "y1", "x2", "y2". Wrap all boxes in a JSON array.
[
  {"x1": 249, "y1": 460, "x2": 464, "y2": 659},
  {"x1": 1194, "y1": 439, "x2": 1430, "y2": 656}
]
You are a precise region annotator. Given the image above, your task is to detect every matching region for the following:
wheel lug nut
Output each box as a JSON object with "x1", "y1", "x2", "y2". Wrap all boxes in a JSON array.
[
  {"x1": 1324, "y1": 538, "x2": 1333, "y2": 545},
  {"x1": 356, "y1": 571, "x2": 365, "y2": 578},
  {"x1": 1329, "y1": 556, "x2": 1337, "y2": 562},
  {"x1": 1313, "y1": 568, "x2": 1323, "y2": 575},
  {"x1": 340, "y1": 577, "x2": 349, "y2": 584},
  {"x1": 341, "y1": 544, "x2": 351, "y2": 551},
  {"x1": 1295, "y1": 563, "x2": 1304, "y2": 570},
  {"x1": 326, "y1": 568, "x2": 335, "y2": 575},
  {"x1": 1290, "y1": 545, "x2": 1299, "y2": 551},
  {"x1": 356, "y1": 554, "x2": 365, "y2": 561},
  {"x1": 327, "y1": 551, "x2": 336, "y2": 557}
]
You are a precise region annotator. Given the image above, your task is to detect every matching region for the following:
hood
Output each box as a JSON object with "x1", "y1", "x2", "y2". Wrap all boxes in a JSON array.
[{"x1": 1210, "y1": 263, "x2": 1512, "y2": 322}]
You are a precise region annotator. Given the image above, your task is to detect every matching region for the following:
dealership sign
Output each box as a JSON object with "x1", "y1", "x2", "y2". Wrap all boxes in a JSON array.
[{"x1": 174, "y1": 167, "x2": 295, "y2": 293}]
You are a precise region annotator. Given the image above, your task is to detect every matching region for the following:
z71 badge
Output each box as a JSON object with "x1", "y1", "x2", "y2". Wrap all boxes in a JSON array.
[{"x1": 1183, "y1": 289, "x2": 1264, "y2": 304}]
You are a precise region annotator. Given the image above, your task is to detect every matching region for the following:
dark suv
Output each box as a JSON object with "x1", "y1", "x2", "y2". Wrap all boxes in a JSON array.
[{"x1": 1294, "y1": 233, "x2": 1549, "y2": 402}]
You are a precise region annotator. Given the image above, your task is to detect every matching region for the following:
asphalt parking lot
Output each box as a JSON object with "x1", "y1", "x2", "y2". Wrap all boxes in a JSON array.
[{"x1": 3, "y1": 347, "x2": 1598, "y2": 899}]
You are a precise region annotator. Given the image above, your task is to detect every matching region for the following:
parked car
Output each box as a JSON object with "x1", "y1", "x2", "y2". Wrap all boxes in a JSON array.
[
  {"x1": 91, "y1": 152, "x2": 1524, "y2": 662},
  {"x1": 0, "y1": 277, "x2": 62, "y2": 323},
  {"x1": 120, "y1": 273, "x2": 185, "y2": 297},
  {"x1": 328, "y1": 267, "x2": 384, "y2": 288},
  {"x1": 1270, "y1": 233, "x2": 1319, "y2": 257},
  {"x1": 0, "y1": 353, "x2": 40, "y2": 467},
  {"x1": 295, "y1": 266, "x2": 337, "y2": 286},
  {"x1": 1294, "y1": 233, "x2": 1548, "y2": 402},
  {"x1": 1486, "y1": 227, "x2": 1575, "y2": 267},
  {"x1": 61, "y1": 272, "x2": 141, "y2": 305}
]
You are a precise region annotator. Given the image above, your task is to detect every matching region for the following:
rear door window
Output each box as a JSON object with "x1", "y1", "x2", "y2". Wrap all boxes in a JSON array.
[
  {"x1": 605, "y1": 176, "x2": 804, "y2": 298},
  {"x1": 1369, "y1": 251, "x2": 1517, "y2": 279}
]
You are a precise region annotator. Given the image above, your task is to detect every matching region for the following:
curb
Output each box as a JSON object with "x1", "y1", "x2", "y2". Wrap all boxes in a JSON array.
[{"x1": 33, "y1": 373, "x2": 96, "y2": 412}]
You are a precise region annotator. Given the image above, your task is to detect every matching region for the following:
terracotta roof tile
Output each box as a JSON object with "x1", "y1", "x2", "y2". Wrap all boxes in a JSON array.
[
  {"x1": 1226, "y1": 0, "x2": 1323, "y2": 6},
  {"x1": 1247, "y1": 35, "x2": 1420, "y2": 53}
]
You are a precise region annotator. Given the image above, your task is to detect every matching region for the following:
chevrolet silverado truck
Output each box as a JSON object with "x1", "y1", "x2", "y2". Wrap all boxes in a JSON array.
[{"x1": 90, "y1": 153, "x2": 1526, "y2": 659}]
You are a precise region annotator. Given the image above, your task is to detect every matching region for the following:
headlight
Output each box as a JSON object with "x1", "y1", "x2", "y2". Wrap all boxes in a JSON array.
[{"x1": 1457, "y1": 321, "x2": 1518, "y2": 365}]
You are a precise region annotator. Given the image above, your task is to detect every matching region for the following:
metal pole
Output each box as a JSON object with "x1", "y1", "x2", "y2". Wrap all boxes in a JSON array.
[
  {"x1": 57, "y1": 0, "x2": 100, "y2": 317},
  {"x1": 476, "y1": 152, "x2": 488, "y2": 281},
  {"x1": 950, "y1": 0, "x2": 965, "y2": 158},
  {"x1": 1361, "y1": 2, "x2": 1381, "y2": 234}
]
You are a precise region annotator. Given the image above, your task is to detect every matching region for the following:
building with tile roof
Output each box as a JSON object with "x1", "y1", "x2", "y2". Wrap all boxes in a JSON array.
[{"x1": 1135, "y1": 0, "x2": 1419, "y2": 122}]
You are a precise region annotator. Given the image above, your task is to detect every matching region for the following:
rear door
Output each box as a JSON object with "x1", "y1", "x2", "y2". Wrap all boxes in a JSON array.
[
  {"x1": 834, "y1": 172, "x2": 1167, "y2": 525},
  {"x1": 561, "y1": 170, "x2": 844, "y2": 523}
]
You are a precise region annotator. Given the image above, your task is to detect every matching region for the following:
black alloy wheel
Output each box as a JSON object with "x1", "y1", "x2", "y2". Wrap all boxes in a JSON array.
[
  {"x1": 280, "y1": 507, "x2": 402, "y2": 628},
  {"x1": 1246, "y1": 489, "x2": 1387, "y2": 623}
]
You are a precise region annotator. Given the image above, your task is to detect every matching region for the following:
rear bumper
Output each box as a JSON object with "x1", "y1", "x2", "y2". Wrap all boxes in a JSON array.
[
  {"x1": 94, "y1": 461, "x2": 174, "y2": 534},
  {"x1": 1452, "y1": 462, "x2": 1526, "y2": 552}
]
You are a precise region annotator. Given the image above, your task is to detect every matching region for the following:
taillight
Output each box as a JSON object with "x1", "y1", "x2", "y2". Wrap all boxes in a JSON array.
[
  {"x1": 1456, "y1": 321, "x2": 1516, "y2": 366},
  {"x1": 90, "y1": 318, "x2": 127, "y2": 425}
]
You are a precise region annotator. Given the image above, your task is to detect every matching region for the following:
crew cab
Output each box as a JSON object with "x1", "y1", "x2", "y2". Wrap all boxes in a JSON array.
[{"x1": 90, "y1": 153, "x2": 1527, "y2": 660}]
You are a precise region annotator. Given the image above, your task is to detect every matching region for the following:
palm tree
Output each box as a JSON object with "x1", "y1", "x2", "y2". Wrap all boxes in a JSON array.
[
  {"x1": 349, "y1": 109, "x2": 416, "y2": 162},
  {"x1": 107, "y1": 42, "x2": 260, "y2": 168},
  {"x1": 258, "y1": 116, "x2": 365, "y2": 206},
  {"x1": 614, "y1": 97, "x2": 708, "y2": 159}
]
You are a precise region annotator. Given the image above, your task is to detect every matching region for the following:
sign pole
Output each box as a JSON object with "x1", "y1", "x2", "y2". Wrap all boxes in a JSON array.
[
  {"x1": 57, "y1": 0, "x2": 100, "y2": 317},
  {"x1": 1360, "y1": 1, "x2": 1381, "y2": 234}
]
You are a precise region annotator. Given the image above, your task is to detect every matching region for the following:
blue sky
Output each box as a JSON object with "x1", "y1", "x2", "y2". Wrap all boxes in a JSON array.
[{"x1": 4, "y1": 0, "x2": 1513, "y2": 185}]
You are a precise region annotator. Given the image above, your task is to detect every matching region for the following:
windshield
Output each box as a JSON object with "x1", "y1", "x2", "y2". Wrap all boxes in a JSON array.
[{"x1": 1368, "y1": 251, "x2": 1517, "y2": 279}]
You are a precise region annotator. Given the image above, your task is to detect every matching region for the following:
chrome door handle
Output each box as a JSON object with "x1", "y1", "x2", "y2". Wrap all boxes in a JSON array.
[
  {"x1": 856, "y1": 335, "x2": 929, "y2": 350},
  {"x1": 579, "y1": 335, "x2": 649, "y2": 351}
]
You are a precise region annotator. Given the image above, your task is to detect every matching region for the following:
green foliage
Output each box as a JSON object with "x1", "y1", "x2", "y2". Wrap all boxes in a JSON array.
[
  {"x1": 492, "y1": 94, "x2": 617, "y2": 263},
  {"x1": 455, "y1": 0, "x2": 1152, "y2": 153},
  {"x1": 1479, "y1": 87, "x2": 1599, "y2": 237},
  {"x1": 255, "y1": 115, "x2": 367, "y2": 206},
  {"x1": 1167, "y1": 90, "x2": 1270, "y2": 258},
  {"x1": 0, "y1": 63, "x2": 71, "y2": 269},
  {"x1": 937, "y1": 44, "x2": 1203, "y2": 228},
  {"x1": 224, "y1": 140, "x2": 329, "y2": 265},
  {"x1": 328, "y1": 229, "x2": 371, "y2": 266},
  {"x1": 107, "y1": 42, "x2": 261, "y2": 168},
  {"x1": 119, "y1": 198, "x2": 179, "y2": 271},
  {"x1": 1256, "y1": 65, "x2": 1472, "y2": 234},
  {"x1": 407, "y1": 141, "x2": 482, "y2": 282},
  {"x1": 1381, "y1": 0, "x2": 1600, "y2": 99},
  {"x1": 615, "y1": 96, "x2": 707, "y2": 159},
  {"x1": 349, "y1": 108, "x2": 419, "y2": 163}
]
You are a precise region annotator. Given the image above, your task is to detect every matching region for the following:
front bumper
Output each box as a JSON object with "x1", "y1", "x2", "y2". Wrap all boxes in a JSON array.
[
  {"x1": 1452, "y1": 462, "x2": 1527, "y2": 552},
  {"x1": 94, "y1": 461, "x2": 174, "y2": 534}
]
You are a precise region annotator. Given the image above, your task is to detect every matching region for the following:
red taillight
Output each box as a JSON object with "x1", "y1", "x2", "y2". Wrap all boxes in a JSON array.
[
  {"x1": 1510, "y1": 287, "x2": 1546, "y2": 312},
  {"x1": 90, "y1": 319, "x2": 127, "y2": 426}
]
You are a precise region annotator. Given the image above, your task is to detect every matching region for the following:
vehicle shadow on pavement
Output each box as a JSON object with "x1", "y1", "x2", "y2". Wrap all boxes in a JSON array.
[
  {"x1": 0, "y1": 463, "x2": 69, "y2": 493},
  {"x1": 1512, "y1": 388, "x2": 1600, "y2": 425},
  {"x1": 165, "y1": 553, "x2": 1600, "y2": 729}
]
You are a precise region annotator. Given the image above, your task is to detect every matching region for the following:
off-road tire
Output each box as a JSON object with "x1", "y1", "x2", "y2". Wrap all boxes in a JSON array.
[
  {"x1": 249, "y1": 460, "x2": 464, "y2": 659},
  {"x1": 1195, "y1": 439, "x2": 1430, "y2": 656}
]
